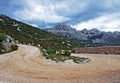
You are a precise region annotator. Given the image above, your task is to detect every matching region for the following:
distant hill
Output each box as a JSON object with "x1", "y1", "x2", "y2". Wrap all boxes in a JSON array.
[
  {"x1": 0, "y1": 14, "x2": 81, "y2": 50},
  {"x1": 47, "y1": 23, "x2": 120, "y2": 47}
]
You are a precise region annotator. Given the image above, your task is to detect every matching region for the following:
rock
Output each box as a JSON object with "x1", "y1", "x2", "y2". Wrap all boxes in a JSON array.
[
  {"x1": 1, "y1": 35, "x2": 17, "y2": 52},
  {"x1": 2, "y1": 42, "x2": 11, "y2": 51}
]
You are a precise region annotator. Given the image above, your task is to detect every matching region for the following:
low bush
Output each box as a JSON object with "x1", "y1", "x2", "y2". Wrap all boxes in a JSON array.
[
  {"x1": 46, "y1": 48, "x2": 56, "y2": 55},
  {"x1": 0, "y1": 33, "x2": 7, "y2": 42},
  {"x1": 64, "y1": 50, "x2": 71, "y2": 56}
]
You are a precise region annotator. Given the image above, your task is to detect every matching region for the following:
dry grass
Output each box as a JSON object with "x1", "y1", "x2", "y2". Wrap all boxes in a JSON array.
[{"x1": 0, "y1": 45, "x2": 120, "y2": 83}]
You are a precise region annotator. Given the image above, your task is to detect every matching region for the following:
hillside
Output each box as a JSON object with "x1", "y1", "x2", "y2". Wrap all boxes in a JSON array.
[
  {"x1": 0, "y1": 14, "x2": 81, "y2": 50},
  {"x1": 47, "y1": 23, "x2": 120, "y2": 47}
]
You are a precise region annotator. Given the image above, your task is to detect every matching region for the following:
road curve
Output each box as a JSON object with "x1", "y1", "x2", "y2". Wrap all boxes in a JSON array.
[{"x1": 0, "y1": 45, "x2": 120, "y2": 83}]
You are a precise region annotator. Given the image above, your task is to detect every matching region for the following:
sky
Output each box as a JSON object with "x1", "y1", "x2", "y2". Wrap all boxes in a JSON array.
[{"x1": 0, "y1": 0, "x2": 120, "y2": 31}]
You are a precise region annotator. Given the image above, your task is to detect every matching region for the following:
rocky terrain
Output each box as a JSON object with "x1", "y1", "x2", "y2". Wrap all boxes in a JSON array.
[
  {"x1": 0, "y1": 34, "x2": 18, "y2": 54},
  {"x1": 47, "y1": 23, "x2": 120, "y2": 46},
  {"x1": 0, "y1": 45, "x2": 120, "y2": 83}
]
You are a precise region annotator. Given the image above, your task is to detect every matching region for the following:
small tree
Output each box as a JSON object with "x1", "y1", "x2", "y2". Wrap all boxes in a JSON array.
[
  {"x1": 0, "y1": 33, "x2": 7, "y2": 42},
  {"x1": 64, "y1": 50, "x2": 71, "y2": 56}
]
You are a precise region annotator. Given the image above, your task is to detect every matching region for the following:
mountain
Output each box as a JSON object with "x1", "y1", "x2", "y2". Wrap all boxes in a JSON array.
[
  {"x1": 46, "y1": 23, "x2": 76, "y2": 31},
  {"x1": 46, "y1": 23, "x2": 80, "y2": 40},
  {"x1": 0, "y1": 14, "x2": 81, "y2": 50},
  {"x1": 46, "y1": 23, "x2": 120, "y2": 47}
]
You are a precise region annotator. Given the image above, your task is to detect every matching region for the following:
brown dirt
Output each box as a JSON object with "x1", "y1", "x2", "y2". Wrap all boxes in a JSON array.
[
  {"x1": 75, "y1": 46, "x2": 120, "y2": 54},
  {"x1": 0, "y1": 45, "x2": 120, "y2": 83}
]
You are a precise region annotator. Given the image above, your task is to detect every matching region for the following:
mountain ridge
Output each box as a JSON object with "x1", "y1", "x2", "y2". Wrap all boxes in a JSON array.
[{"x1": 46, "y1": 23, "x2": 120, "y2": 46}]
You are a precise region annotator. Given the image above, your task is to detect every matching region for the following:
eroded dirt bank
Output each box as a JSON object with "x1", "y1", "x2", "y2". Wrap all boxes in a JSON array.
[{"x1": 0, "y1": 45, "x2": 120, "y2": 83}]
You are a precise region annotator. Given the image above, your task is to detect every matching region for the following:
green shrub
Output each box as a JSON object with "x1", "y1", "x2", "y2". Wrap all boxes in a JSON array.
[
  {"x1": 46, "y1": 48, "x2": 56, "y2": 55},
  {"x1": 11, "y1": 45, "x2": 18, "y2": 51},
  {"x1": 41, "y1": 48, "x2": 91, "y2": 63},
  {"x1": 0, "y1": 33, "x2": 7, "y2": 42},
  {"x1": 64, "y1": 50, "x2": 71, "y2": 56}
]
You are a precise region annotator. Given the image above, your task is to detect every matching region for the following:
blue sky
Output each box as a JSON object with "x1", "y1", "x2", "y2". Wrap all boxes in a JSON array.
[{"x1": 0, "y1": 0, "x2": 120, "y2": 31}]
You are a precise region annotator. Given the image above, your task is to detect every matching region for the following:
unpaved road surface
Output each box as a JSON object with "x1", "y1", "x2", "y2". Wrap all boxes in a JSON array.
[{"x1": 0, "y1": 45, "x2": 120, "y2": 83}]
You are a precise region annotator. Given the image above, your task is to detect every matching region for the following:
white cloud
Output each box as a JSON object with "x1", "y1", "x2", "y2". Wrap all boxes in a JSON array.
[
  {"x1": 14, "y1": 0, "x2": 71, "y2": 23},
  {"x1": 104, "y1": 0, "x2": 120, "y2": 8},
  {"x1": 72, "y1": 13, "x2": 120, "y2": 31},
  {"x1": 53, "y1": 0, "x2": 88, "y2": 17},
  {"x1": 11, "y1": 0, "x2": 120, "y2": 30}
]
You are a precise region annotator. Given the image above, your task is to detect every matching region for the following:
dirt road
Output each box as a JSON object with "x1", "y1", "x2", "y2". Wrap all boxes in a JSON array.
[{"x1": 0, "y1": 45, "x2": 120, "y2": 83}]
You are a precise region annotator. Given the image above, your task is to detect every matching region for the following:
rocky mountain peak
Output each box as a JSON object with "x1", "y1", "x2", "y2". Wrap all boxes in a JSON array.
[
  {"x1": 81, "y1": 28, "x2": 101, "y2": 34},
  {"x1": 49, "y1": 23, "x2": 76, "y2": 31}
]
